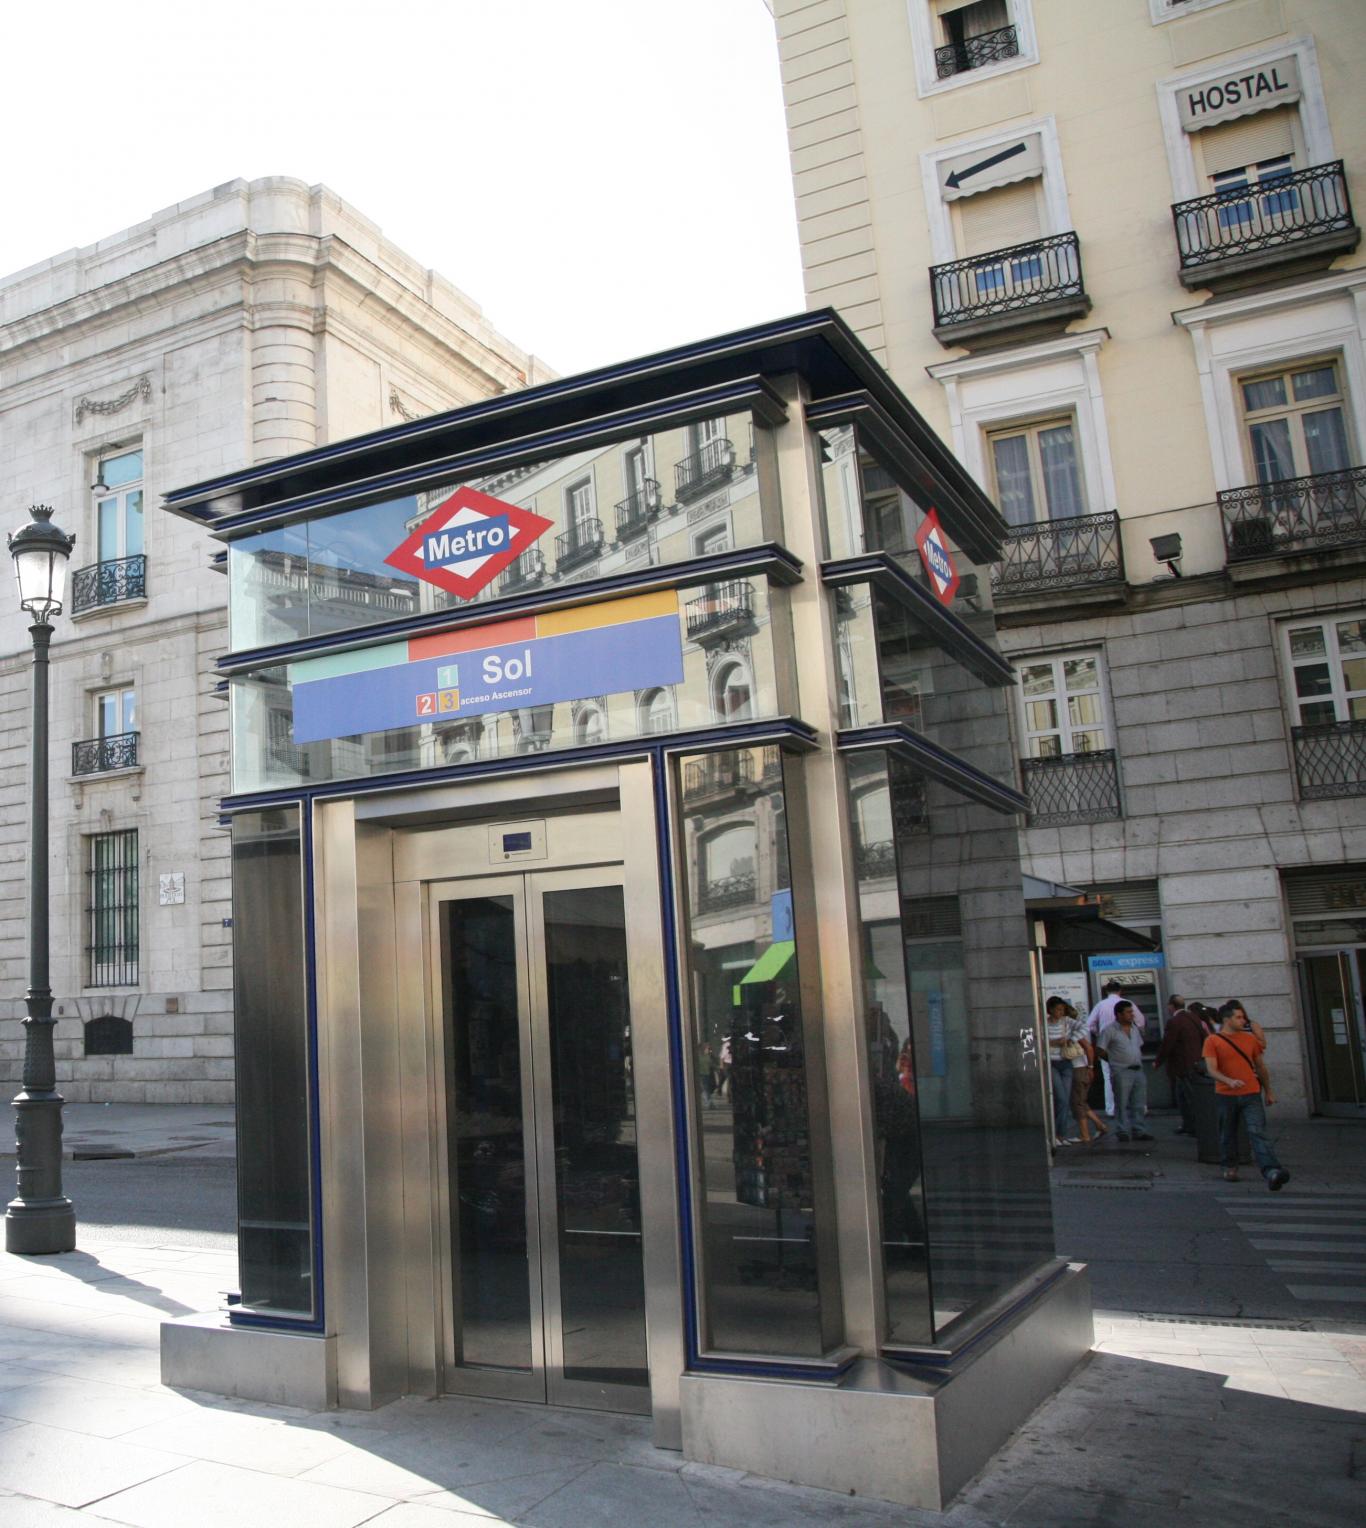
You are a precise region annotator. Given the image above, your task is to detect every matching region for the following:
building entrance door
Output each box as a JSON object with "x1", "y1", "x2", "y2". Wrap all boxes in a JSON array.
[
  {"x1": 431, "y1": 866, "x2": 649, "y2": 1414},
  {"x1": 1300, "y1": 949, "x2": 1366, "y2": 1116}
]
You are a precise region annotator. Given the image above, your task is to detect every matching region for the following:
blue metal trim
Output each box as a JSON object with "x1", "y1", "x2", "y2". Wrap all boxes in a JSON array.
[
  {"x1": 688, "y1": 1352, "x2": 858, "y2": 1383},
  {"x1": 820, "y1": 551, "x2": 1015, "y2": 688},
  {"x1": 187, "y1": 377, "x2": 786, "y2": 535},
  {"x1": 883, "y1": 1259, "x2": 1070, "y2": 1371},
  {"x1": 837, "y1": 722, "x2": 1029, "y2": 816},
  {"x1": 218, "y1": 717, "x2": 820, "y2": 813},
  {"x1": 217, "y1": 544, "x2": 804, "y2": 674},
  {"x1": 227, "y1": 1309, "x2": 324, "y2": 1333},
  {"x1": 164, "y1": 313, "x2": 843, "y2": 517}
]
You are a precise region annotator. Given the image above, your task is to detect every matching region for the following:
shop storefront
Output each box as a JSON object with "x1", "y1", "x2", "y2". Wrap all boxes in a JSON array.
[
  {"x1": 159, "y1": 313, "x2": 1091, "y2": 1510},
  {"x1": 1286, "y1": 870, "x2": 1366, "y2": 1117}
]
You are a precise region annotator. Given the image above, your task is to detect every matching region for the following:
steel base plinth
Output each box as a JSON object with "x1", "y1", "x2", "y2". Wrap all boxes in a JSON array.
[{"x1": 5, "y1": 1198, "x2": 76, "y2": 1255}]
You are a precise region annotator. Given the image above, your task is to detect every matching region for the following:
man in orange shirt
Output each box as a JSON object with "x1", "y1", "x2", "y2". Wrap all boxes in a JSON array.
[{"x1": 1202, "y1": 1001, "x2": 1290, "y2": 1190}]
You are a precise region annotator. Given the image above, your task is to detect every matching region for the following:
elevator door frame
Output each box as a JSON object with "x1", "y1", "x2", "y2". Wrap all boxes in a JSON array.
[
  {"x1": 1298, "y1": 946, "x2": 1366, "y2": 1116},
  {"x1": 430, "y1": 865, "x2": 650, "y2": 1415}
]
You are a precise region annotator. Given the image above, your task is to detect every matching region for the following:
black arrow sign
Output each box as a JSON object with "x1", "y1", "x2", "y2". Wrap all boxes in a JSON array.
[{"x1": 945, "y1": 141, "x2": 1028, "y2": 191}]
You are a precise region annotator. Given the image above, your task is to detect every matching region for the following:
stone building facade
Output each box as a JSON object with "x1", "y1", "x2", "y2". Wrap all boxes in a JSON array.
[
  {"x1": 774, "y1": 0, "x2": 1366, "y2": 1115},
  {"x1": 0, "y1": 177, "x2": 545, "y2": 1102}
]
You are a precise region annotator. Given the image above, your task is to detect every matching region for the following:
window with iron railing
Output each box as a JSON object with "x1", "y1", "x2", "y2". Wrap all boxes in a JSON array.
[
  {"x1": 73, "y1": 448, "x2": 147, "y2": 614},
  {"x1": 87, "y1": 829, "x2": 139, "y2": 987}
]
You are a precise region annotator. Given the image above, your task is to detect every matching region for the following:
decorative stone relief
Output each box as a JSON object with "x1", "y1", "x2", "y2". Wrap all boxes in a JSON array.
[{"x1": 74, "y1": 375, "x2": 152, "y2": 425}]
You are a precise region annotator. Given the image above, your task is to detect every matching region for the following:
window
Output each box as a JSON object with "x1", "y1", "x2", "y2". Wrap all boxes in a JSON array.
[
  {"x1": 623, "y1": 445, "x2": 648, "y2": 501},
  {"x1": 95, "y1": 449, "x2": 144, "y2": 566},
  {"x1": 1018, "y1": 653, "x2": 1109, "y2": 756},
  {"x1": 640, "y1": 688, "x2": 675, "y2": 735},
  {"x1": 574, "y1": 705, "x2": 606, "y2": 745},
  {"x1": 1284, "y1": 616, "x2": 1366, "y2": 725},
  {"x1": 96, "y1": 687, "x2": 137, "y2": 740},
  {"x1": 987, "y1": 417, "x2": 1085, "y2": 525},
  {"x1": 88, "y1": 829, "x2": 139, "y2": 987},
  {"x1": 713, "y1": 660, "x2": 753, "y2": 723},
  {"x1": 695, "y1": 523, "x2": 731, "y2": 557},
  {"x1": 1239, "y1": 361, "x2": 1352, "y2": 486},
  {"x1": 565, "y1": 478, "x2": 594, "y2": 525},
  {"x1": 1197, "y1": 107, "x2": 1302, "y2": 230},
  {"x1": 956, "y1": 180, "x2": 1042, "y2": 264},
  {"x1": 934, "y1": 0, "x2": 1016, "y2": 78}
]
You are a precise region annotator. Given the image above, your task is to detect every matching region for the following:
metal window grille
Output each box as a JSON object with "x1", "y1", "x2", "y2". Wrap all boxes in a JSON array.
[
  {"x1": 87, "y1": 830, "x2": 139, "y2": 986},
  {"x1": 991, "y1": 511, "x2": 1124, "y2": 595},
  {"x1": 1021, "y1": 750, "x2": 1122, "y2": 826},
  {"x1": 1292, "y1": 721, "x2": 1366, "y2": 801},
  {"x1": 1219, "y1": 465, "x2": 1366, "y2": 561},
  {"x1": 70, "y1": 553, "x2": 147, "y2": 614},
  {"x1": 934, "y1": 22, "x2": 1019, "y2": 79},
  {"x1": 930, "y1": 232, "x2": 1085, "y2": 328}
]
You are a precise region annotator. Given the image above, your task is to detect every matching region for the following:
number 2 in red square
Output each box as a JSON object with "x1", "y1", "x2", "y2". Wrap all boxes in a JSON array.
[{"x1": 416, "y1": 692, "x2": 437, "y2": 717}]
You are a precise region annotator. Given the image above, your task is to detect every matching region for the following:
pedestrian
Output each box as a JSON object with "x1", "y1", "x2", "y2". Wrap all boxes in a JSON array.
[
  {"x1": 1096, "y1": 1000, "x2": 1153, "y2": 1143},
  {"x1": 1203, "y1": 1000, "x2": 1290, "y2": 1190},
  {"x1": 1086, "y1": 981, "x2": 1147, "y2": 1116},
  {"x1": 1068, "y1": 1012, "x2": 1108, "y2": 1145},
  {"x1": 1044, "y1": 996, "x2": 1081, "y2": 1144},
  {"x1": 1152, "y1": 994, "x2": 1213, "y2": 1136}
]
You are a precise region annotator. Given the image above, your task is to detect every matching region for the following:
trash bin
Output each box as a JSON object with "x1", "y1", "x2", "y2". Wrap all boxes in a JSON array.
[{"x1": 1190, "y1": 1072, "x2": 1251, "y2": 1165}]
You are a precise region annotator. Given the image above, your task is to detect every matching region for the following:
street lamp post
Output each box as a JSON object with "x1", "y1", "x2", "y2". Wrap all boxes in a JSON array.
[{"x1": 5, "y1": 504, "x2": 76, "y2": 1255}]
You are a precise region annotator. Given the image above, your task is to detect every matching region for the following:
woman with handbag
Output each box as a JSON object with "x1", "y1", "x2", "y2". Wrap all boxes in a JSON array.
[
  {"x1": 1045, "y1": 996, "x2": 1081, "y2": 1144},
  {"x1": 1068, "y1": 1019, "x2": 1108, "y2": 1145}
]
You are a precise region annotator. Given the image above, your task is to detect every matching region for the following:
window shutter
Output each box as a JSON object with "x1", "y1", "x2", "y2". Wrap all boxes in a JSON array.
[
  {"x1": 1199, "y1": 106, "x2": 1296, "y2": 177},
  {"x1": 958, "y1": 180, "x2": 1041, "y2": 256}
]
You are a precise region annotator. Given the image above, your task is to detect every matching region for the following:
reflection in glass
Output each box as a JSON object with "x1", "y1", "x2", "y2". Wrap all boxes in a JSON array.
[
  {"x1": 678, "y1": 747, "x2": 839, "y2": 1357},
  {"x1": 232, "y1": 808, "x2": 313, "y2": 1315},
  {"x1": 543, "y1": 886, "x2": 648, "y2": 1389},
  {"x1": 445, "y1": 897, "x2": 532, "y2": 1373}
]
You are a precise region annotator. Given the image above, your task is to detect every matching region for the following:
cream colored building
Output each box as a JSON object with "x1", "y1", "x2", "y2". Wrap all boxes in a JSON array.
[
  {"x1": 0, "y1": 177, "x2": 547, "y2": 1102},
  {"x1": 775, "y1": 0, "x2": 1366, "y2": 1116}
]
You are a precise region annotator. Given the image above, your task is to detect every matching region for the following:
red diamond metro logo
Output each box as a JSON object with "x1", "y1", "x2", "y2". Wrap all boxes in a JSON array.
[{"x1": 385, "y1": 486, "x2": 554, "y2": 601}]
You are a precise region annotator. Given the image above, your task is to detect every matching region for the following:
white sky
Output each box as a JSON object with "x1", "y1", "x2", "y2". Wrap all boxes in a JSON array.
[{"x1": 0, "y1": 0, "x2": 805, "y2": 377}]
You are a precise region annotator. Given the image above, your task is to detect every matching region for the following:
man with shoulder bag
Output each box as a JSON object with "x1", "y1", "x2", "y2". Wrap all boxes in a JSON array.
[{"x1": 1202, "y1": 1001, "x2": 1290, "y2": 1190}]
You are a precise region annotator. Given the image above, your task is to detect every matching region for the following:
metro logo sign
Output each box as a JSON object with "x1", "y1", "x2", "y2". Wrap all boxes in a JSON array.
[
  {"x1": 385, "y1": 486, "x2": 553, "y2": 600},
  {"x1": 915, "y1": 508, "x2": 960, "y2": 605}
]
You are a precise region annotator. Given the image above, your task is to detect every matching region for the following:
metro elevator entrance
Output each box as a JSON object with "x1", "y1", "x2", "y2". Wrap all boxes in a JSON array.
[{"x1": 432, "y1": 866, "x2": 649, "y2": 1413}]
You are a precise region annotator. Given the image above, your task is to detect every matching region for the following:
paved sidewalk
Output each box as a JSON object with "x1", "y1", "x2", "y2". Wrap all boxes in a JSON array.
[{"x1": 58, "y1": 1104, "x2": 236, "y2": 1162}]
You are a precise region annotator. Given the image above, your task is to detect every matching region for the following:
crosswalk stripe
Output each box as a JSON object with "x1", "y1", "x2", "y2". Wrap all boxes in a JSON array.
[
  {"x1": 1269, "y1": 1260, "x2": 1365, "y2": 1273},
  {"x1": 1248, "y1": 1238, "x2": 1366, "y2": 1251},
  {"x1": 1232, "y1": 1224, "x2": 1366, "y2": 1235},
  {"x1": 1285, "y1": 1286, "x2": 1366, "y2": 1302}
]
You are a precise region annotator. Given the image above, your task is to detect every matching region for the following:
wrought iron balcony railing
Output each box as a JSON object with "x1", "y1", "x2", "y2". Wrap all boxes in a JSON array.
[
  {"x1": 614, "y1": 479, "x2": 661, "y2": 541},
  {"x1": 698, "y1": 871, "x2": 758, "y2": 912},
  {"x1": 684, "y1": 753, "x2": 756, "y2": 801},
  {"x1": 555, "y1": 517, "x2": 604, "y2": 571},
  {"x1": 675, "y1": 437, "x2": 736, "y2": 502},
  {"x1": 1293, "y1": 720, "x2": 1366, "y2": 801},
  {"x1": 1220, "y1": 465, "x2": 1366, "y2": 562},
  {"x1": 1021, "y1": 749, "x2": 1122, "y2": 827},
  {"x1": 70, "y1": 554, "x2": 147, "y2": 614},
  {"x1": 991, "y1": 511, "x2": 1124, "y2": 597},
  {"x1": 73, "y1": 731, "x2": 140, "y2": 776},
  {"x1": 855, "y1": 839, "x2": 897, "y2": 879},
  {"x1": 931, "y1": 232, "x2": 1086, "y2": 331},
  {"x1": 685, "y1": 581, "x2": 756, "y2": 642},
  {"x1": 499, "y1": 548, "x2": 547, "y2": 592},
  {"x1": 1172, "y1": 160, "x2": 1356, "y2": 275},
  {"x1": 934, "y1": 23, "x2": 1019, "y2": 79}
]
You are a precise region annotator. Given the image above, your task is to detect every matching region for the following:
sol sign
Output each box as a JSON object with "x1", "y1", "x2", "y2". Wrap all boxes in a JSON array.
[
  {"x1": 385, "y1": 485, "x2": 553, "y2": 600},
  {"x1": 915, "y1": 508, "x2": 959, "y2": 606}
]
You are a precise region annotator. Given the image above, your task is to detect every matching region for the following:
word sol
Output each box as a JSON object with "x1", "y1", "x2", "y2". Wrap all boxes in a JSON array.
[{"x1": 483, "y1": 648, "x2": 533, "y2": 685}]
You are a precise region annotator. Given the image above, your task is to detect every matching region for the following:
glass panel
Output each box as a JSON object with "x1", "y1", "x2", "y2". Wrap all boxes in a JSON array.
[
  {"x1": 1340, "y1": 658, "x2": 1366, "y2": 693},
  {"x1": 1350, "y1": 696, "x2": 1366, "y2": 721},
  {"x1": 98, "y1": 500, "x2": 119, "y2": 564},
  {"x1": 231, "y1": 808, "x2": 313, "y2": 1316},
  {"x1": 445, "y1": 896, "x2": 532, "y2": 1373},
  {"x1": 1067, "y1": 693, "x2": 1102, "y2": 729},
  {"x1": 1292, "y1": 367, "x2": 1340, "y2": 402},
  {"x1": 123, "y1": 690, "x2": 137, "y2": 733},
  {"x1": 542, "y1": 885, "x2": 648, "y2": 1389},
  {"x1": 1337, "y1": 620, "x2": 1366, "y2": 653},
  {"x1": 1026, "y1": 698, "x2": 1059, "y2": 732},
  {"x1": 1303, "y1": 407, "x2": 1351, "y2": 477},
  {"x1": 98, "y1": 693, "x2": 117, "y2": 738},
  {"x1": 1249, "y1": 418, "x2": 1296, "y2": 484},
  {"x1": 990, "y1": 434, "x2": 1036, "y2": 527},
  {"x1": 1302, "y1": 700, "x2": 1338, "y2": 723},
  {"x1": 1038, "y1": 424, "x2": 1084, "y2": 520},
  {"x1": 229, "y1": 408, "x2": 771, "y2": 649},
  {"x1": 1242, "y1": 376, "x2": 1288, "y2": 412},
  {"x1": 230, "y1": 578, "x2": 788, "y2": 793},
  {"x1": 100, "y1": 449, "x2": 142, "y2": 489},
  {"x1": 1289, "y1": 626, "x2": 1326, "y2": 657},
  {"x1": 1063, "y1": 655, "x2": 1098, "y2": 692},
  {"x1": 1294, "y1": 663, "x2": 1333, "y2": 699},
  {"x1": 1020, "y1": 663, "x2": 1055, "y2": 696},
  {"x1": 125, "y1": 490, "x2": 144, "y2": 558},
  {"x1": 678, "y1": 746, "x2": 838, "y2": 1356}
]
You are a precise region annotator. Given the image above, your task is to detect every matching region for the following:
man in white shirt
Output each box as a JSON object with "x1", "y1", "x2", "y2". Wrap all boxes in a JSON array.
[{"x1": 1085, "y1": 981, "x2": 1147, "y2": 1115}]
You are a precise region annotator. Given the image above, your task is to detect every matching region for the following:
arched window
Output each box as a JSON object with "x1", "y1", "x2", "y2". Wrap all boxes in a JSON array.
[
  {"x1": 575, "y1": 706, "x2": 607, "y2": 745},
  {"x1": 640, "y1": 687, "x2": 675, "y2": 735},
  {"x1": 713, "y1": 660, "x2": 753, "y2": 722},
  {"x1": 700, "y1": 822, "x2": 758, "y2": 910}
]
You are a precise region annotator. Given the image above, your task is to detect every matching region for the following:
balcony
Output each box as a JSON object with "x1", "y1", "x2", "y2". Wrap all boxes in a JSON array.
[
  {"x1": 1021, "y1": 749, "x2": 1122, "y2": 827},
  {"x1": 684, "y1": 752, "x2": 756, "y2": 802},
  {"x1": 991, "y1": 511, "x2": 1124, "y2": 599},
  {"x1": 934, "y1": 23, "x2": 1019, "y2": 79},
  {"x1": 1172, "y1": 161, "x2": 1359, "y2": 292},
  {"x1": 614, "y1": 479, "x2": 662, "y2": 542},
  {"x1": 498, "y1": 548, "x2": 547, "y2": 593},
  {"x1": 675, "y1": 437, "x2": 736, "y2": 503},
  {"x1": 70, "y1": 554, "x2": 146, "y2": 615},
  {"x1": 698, "y1": 872, "x2": 758, "y2": 913},
  {"x1": 685, "y1": 581, "x2": 756, "y2": 643},
  {"x1": 930, "y1": 233, "x2": 1090, "y2": 349},
  {"x1": 555, "y1": 517, "x2": 604, "y2": 573},
  {"x1": 1220, "y1": 465, "x2": 1366, "y2": 564},
  {"x1": 855, "y1": 839, "x2": 897, "y2": 879},
  {"x1": 1293, "y1": 721, "x2": 1366, "y2": 801},
  {"x1": 72, "y1": 731, "x2": 139, "y2": 776}
]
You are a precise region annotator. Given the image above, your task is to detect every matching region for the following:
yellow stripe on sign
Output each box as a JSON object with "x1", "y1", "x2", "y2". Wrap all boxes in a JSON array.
[{"x1": 535, "y1": 588, "x2": 678, "y2": 637}]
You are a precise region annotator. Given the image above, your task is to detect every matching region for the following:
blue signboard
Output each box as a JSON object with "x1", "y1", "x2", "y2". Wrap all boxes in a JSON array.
[{"x1": 1087, "y1": 953, "x2": 1165, "y2": 972}]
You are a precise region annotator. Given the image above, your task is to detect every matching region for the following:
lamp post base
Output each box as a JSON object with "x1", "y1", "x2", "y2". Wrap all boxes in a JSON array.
[{"x1": 5, "y1": 1197, "x2": 76, "y2": 1255}]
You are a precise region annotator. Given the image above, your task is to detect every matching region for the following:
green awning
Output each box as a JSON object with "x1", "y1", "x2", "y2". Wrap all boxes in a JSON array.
[{"x1": 739, "y1": 940, "x2": 795, "y2": 987}]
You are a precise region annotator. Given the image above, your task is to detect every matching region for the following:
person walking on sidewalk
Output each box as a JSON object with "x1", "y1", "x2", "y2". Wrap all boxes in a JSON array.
[
  {"x1": 1045, "y1": 996, "x2": 1081, "y2": 1145},
  {"x1": 1203, "y1": 1001, "x2": 1291, "y2": 1191},
  {"x1": 1152, "y1": 994, "x2": 1213, "y2": 1137},
  {"x1": 1096, "y1": 1001, "x2": 1153, "y2": 1143}
]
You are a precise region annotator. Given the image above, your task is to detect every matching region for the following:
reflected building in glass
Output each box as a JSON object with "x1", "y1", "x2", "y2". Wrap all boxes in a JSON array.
[{"x1": 161, "y1": 313, "x2": 1092, "y2": 1512}]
